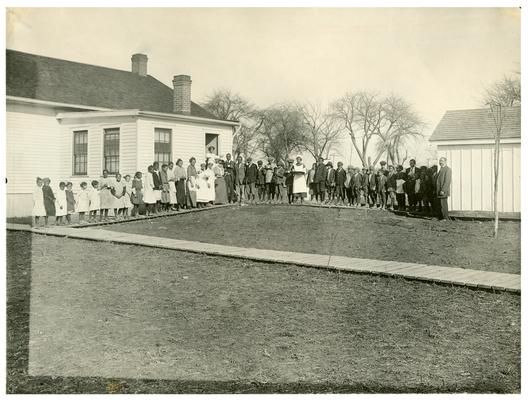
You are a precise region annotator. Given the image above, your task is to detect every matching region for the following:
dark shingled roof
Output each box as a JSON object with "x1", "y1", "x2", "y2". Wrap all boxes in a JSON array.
[
  {"x1": 6, "y1": 49, "x2": 219, "y2": 120},
  {"x1": 430, "y1": 106, "x2": 521, "y2": 142}
]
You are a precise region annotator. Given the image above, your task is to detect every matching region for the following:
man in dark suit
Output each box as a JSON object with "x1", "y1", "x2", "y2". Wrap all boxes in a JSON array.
[
  {"x1": 435, "y1": 157, "x2": 452, "y2": 221},
  {"x1": 405, "y1": 159, "x2": 418, "y2": 211},
  {"x1": 244, "y1": 157, "x2": 258, "y2": 204},
  {"x1": 335, "y1": 161, "x2": 347, "y2": 205},
  {"x1": 233, "y1": 155, "x2": 246, "y2": 205},
  {"x1": 224, "y1": 153, "x2": 236, "y2": 203},
  {"x1": 313, "y1": 157, "x2": 327, "y2": 203}
]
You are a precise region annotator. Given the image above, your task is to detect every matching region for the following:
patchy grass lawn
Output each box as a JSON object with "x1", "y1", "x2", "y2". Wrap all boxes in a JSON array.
[
  {"x1": 7, "y1": 231, "x2": 520, "y2": 393},
  {"x1": 102, "y1": 205, "x2": 521, "y2": 274}
]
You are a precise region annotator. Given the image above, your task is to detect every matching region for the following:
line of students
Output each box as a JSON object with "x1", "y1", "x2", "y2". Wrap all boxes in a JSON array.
[
  {"x1": 31, "y1": 156, "x2": 228, "y2": 226},
  {"x1": 229, "y1": 155, "x2": 451, "y2": 220},
  {"x1": 31, "y1": 152, "x2": 451, "y2": 226}
]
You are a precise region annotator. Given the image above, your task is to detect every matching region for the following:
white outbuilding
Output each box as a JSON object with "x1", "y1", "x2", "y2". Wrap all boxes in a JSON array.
[{"x1": 429, "y1": 106, "x2": 521, "y2": 214}]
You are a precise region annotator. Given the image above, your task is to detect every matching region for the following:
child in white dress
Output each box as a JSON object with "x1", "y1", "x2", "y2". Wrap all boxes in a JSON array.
[
  {"x1": 89, "y1": 180, "x2": 101, "y2": 222},
  {"x1": 55, "y1": 181, "x2": 67, "y2": 225},
  {"x1": 76, "y1": 181, "x2": 90, "y2": 223},
  {"x1": 32, "y1": 177, "x2": 46, "y2": 227}
]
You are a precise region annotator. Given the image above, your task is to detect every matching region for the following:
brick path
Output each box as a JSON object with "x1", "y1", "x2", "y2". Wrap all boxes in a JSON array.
[{"x1": 7, "y1": 222, "x2": 520, "y2": 293}]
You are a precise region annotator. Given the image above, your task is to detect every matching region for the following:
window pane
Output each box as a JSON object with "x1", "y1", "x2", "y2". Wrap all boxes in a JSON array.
[
  {"x1": 104, "y1": 129, "x2": 120, "y2": 174},
  {"x1": 73, "y1": 131, "x2": 88, "y2": 175},
  {"x1": 154, "y1": 128, "x2": 171, "y2": 164}
]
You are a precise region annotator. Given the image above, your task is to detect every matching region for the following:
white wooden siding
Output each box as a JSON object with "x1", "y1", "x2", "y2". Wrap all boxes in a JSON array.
[
  {"x1": 437, "y1": 143, "x2": 521, "y2": 213},
  {"x1": 7, "y1": 104, "x2": 62, "y2": 194},
  {"x1": 136, "y1": 117, "x2": 233, "y2": 173}
]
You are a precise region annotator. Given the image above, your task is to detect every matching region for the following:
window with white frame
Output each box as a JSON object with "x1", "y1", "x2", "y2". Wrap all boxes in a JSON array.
[
  {"x1": 154, "y1": 128, "x2": 172, "y2": 164},
  {"x1": 73, "y1": 130, "x2": 88, "y2": 175},
  {"x1": 103, "y1": 128, "x2": 120, "y2": 174}
]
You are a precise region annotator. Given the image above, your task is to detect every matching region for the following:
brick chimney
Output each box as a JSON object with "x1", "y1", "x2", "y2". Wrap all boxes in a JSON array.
[
  {"x1": 172, "y1": 75, "x2": 192, "y2": 115},
  {"x1": 131, "y1": 53, "x2": 148, "y2": 76}
]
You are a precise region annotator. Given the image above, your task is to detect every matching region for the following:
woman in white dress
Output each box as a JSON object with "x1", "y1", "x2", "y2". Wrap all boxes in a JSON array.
[
  {"x1": 204, "y1": 160, "x2": 217, "y2": 204},
  {"x1": 32, "y1": 177, "x2": 46, "y2": 227},
  {"x1": 143, "y1": 165, "x2": 156, "y2": 215},
  {"x1": 196, "y1": 163, "x2": 208, "y2": 207},
  {"x1": 292, "y1": 156, "x2": 308, "y2": 204}
]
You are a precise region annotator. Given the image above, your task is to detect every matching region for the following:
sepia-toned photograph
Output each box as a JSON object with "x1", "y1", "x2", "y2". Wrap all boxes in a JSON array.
[{"x1": 5, "y1": 5, "x2": 522, "y2": 395}]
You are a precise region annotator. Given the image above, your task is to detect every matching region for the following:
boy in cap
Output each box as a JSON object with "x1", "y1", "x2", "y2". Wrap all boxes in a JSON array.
[{"x1": 325, "y1": 161, "x2": 336, "y2": 204}]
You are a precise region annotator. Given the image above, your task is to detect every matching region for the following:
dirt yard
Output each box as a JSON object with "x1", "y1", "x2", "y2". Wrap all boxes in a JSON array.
[
  {"x1": 102, "y1": 205, "x2": 521, "y2": 274},
  {"x1": 7, "y1": 231, "x2": 520, "y2": 393}
]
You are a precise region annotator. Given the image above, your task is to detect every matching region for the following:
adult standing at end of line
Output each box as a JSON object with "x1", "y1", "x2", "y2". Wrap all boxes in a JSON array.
[{"x1": 435, "y1": 157, "x2": 452, "y2": 221}]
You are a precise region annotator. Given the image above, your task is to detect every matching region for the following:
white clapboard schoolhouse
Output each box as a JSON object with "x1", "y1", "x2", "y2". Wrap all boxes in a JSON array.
[
  {"x1": 430, "y1": 106, "x2": 521, "y2": 214},
  {"x1": 6, "y1": 50, "x2": 238, "y2": 217}
]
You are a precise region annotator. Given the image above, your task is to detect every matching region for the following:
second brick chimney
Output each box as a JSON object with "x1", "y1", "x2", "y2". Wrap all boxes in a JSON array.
[
  {"x1": 131, "y1": 53, "x2": 148, "y2": 76},
  {"x1": 172, "y1": 75, "x2": 192, "y2": 115}
]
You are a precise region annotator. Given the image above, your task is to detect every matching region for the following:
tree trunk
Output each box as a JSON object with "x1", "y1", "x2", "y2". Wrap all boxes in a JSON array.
[{"x1": 493, "y1": 135, "x2": 500, "y2": 238}]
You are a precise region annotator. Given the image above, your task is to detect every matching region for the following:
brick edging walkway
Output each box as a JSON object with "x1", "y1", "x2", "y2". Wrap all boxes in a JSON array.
[{"x1": 7, "y1": 223, "x2": 520, "y2": 293}]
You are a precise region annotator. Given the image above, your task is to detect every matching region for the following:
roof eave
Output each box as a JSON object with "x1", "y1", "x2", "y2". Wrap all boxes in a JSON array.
[{"x1": 138, "y1": 110, "x2": 240, "y2": 127}]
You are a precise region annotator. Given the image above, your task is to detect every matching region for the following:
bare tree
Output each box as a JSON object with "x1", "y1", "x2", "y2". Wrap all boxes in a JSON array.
[
  {"x1": 297, "y1": 102, "x2": 343, "y2": 160},
  {"x1": 256, "y1": 104, "x2": 305, "y2": 163},
  {"x1": 483, "y1": 72, "x2": 520, "y2": 238},
  {"x1": 483, "y1": 75, "x2": 521, "y2": 107},
  {"x1": 373, "y1": 95, "x2": 423, "y2": 165},
  {"x1": 488, "y1": 103, "x2": 505, "y2": 239},
  {"x1": 202, "y1": 89, "x2": 261, "y2": 158},
  {"x1": 203, "y1": 88, "x2": 254, "y2": 121},
  {"x1": 331, "y1": 91, "x2": 383, "y2": 167}
]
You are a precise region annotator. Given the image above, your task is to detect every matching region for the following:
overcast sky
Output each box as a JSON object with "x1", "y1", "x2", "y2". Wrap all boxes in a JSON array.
[{"x1": 7, "y1": 7, "x2": 520, "y2": 162}]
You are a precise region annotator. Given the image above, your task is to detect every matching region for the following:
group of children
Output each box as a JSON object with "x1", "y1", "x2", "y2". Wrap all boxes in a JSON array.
[
  {"x1": 303, "y1": 158, "x2": 437, "y2": 212},
  {"x1": 32, "y1": 173, "x2": 134, "y2": 226}
]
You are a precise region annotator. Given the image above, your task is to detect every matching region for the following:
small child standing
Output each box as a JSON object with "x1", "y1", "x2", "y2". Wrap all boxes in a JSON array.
[
  {"x1": 65, "y1": 182, "x2": 76, "y2": 224},
  {"x1": 42, "y1": 177, "x2": 56, "y2": 226},
  {"x1": 123, "y1": 174, "x2": 133, "y2": 219},
  {"x1": 55, "y1": 181, "x2": 67, "y2": 225},
  {"x1": 89, "y1": 180, "x2": 101, "y2": 222},
  {"x1": 395, "y1": 165, "x2": 407, "y2": 211},
  {"x1": 76, "y1": 182, "x2": 90, "y2": 223},
  {"x1": 32, "y1": 177, "x2": 46, "y2": 227}
]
